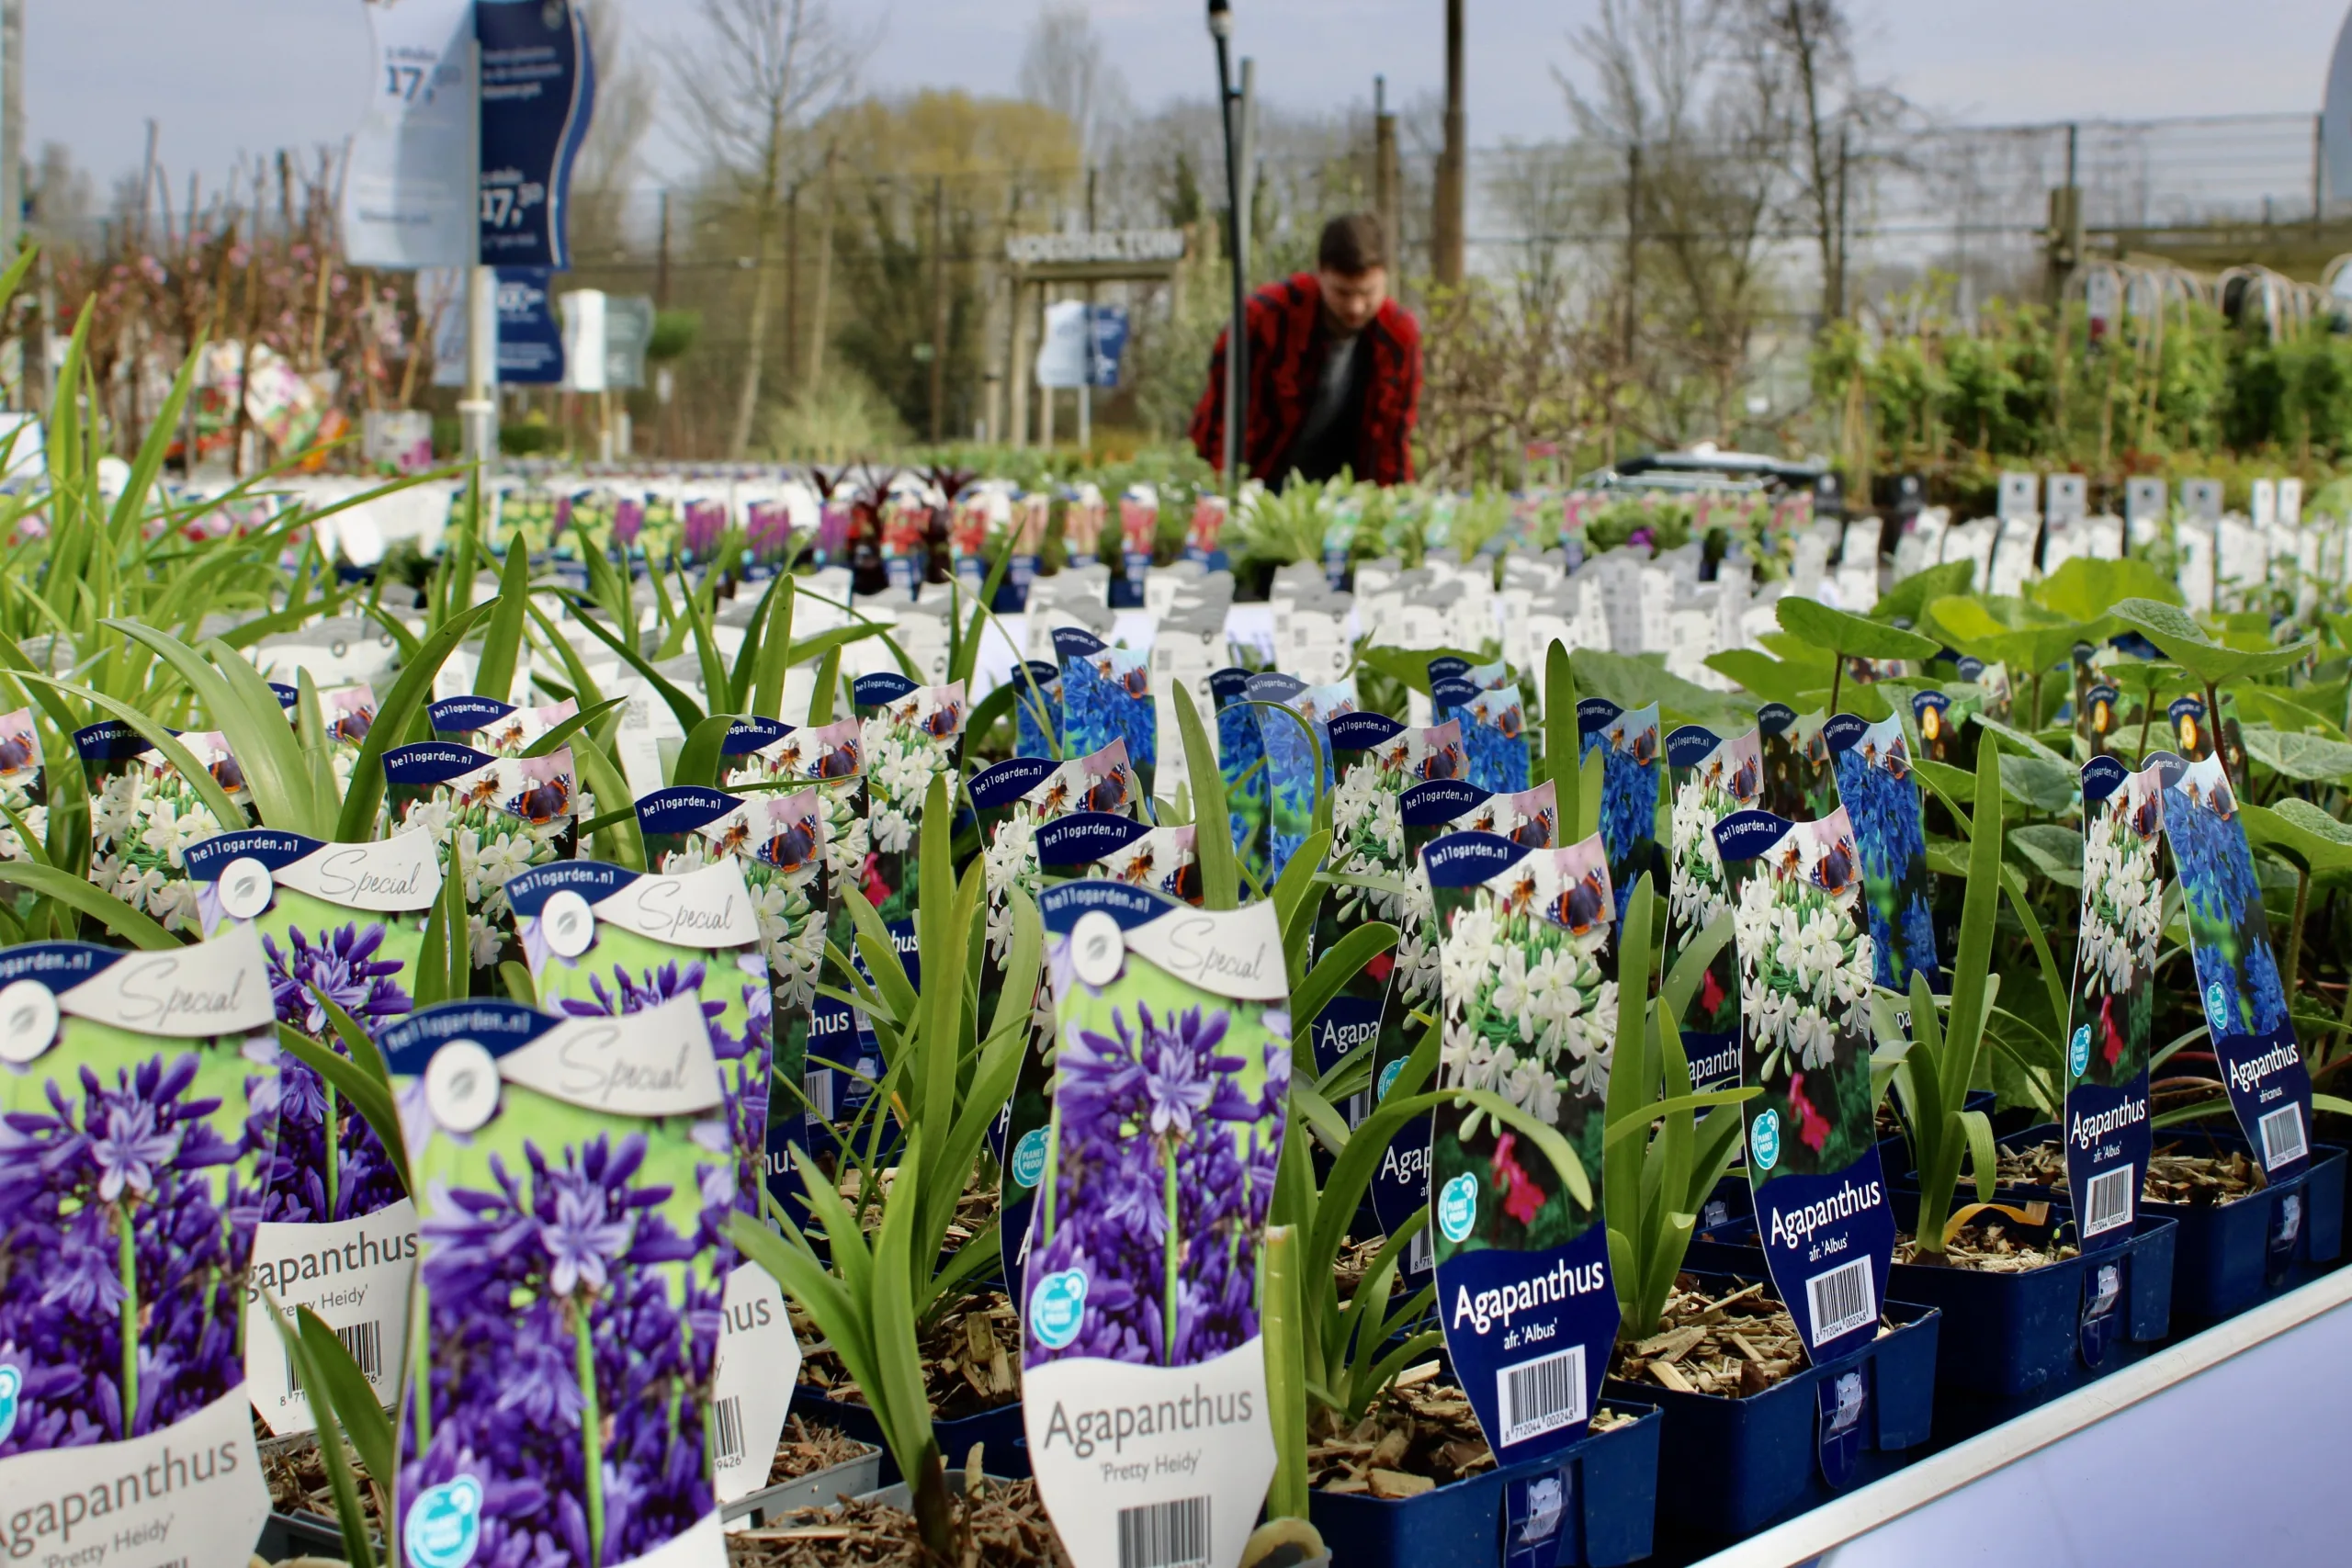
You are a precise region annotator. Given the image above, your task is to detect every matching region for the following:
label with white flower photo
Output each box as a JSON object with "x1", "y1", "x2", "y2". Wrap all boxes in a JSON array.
[
  {"x1": 2155, "y1": 753, "x2": 2313, "y2": 1178},
  {"x1": 1714, "y1": 807, "x2": 1894, "y2": 1362},
  {"x1": 1758, "y1": 705, "x2": 1838, "y2": 823},
  {"x1": 385, "y1": 741, "x2": 581, "y2": 983},
  {"x1": 1055, "y1": 626, "x2": 1158, "y2": 801},
  {"x1": 1426, "y1": 830, "x2": 1622, "y2": 1464},
  {"x1": 1666, "y1": 726, "x2": 1760, "y2": 1092},
  {"x1": 2067, "y1": 758, "x2": 2162, "y2": 1251},
  {"x1": 1210, "y1": 667, "x2": 1270, "y2": 886},
  {"x1": 182, "y1": 828, "x2": 439, "y2": 1434},
  {"x1": 80, "y1": 721, "x2": 247, "y2": 936},
  {"x1": 723, "y1": 718, "x2": 872, "y2": 1158},
  {"x1": 0, "y1": 705, "x2": 47, "y2": 863},
  {"x1": 1824, "y1": 713, "x2": 1939, "y2": 992},
  {"x1": 380, "y1": 995, "x2": 729, "y2": 1568},
  {"x1": 853, "y1": 673, "x2": 967, "y2": 931},
  {"x1": 1022, "y1": 881, "x2": 1287, "y2": 1568},
  {"x1": 1249, "y1": 672, "x2": 1352, "y2": 884},
  {"x1": 0, "y1": 933, "x2": 280, "y2": 1551},
  {"x1": 1374, "y1": 781, "x2": 1561, "y2": 1281},
  {"x1": 429, "y1": 694, "x2": 580, "y2": 757},
  {"x1": 1578, "y1": 700, "x2": 1662, "y2": 927}
]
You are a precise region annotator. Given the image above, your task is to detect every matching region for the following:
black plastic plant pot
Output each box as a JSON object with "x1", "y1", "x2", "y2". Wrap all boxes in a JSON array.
[
  {"x1": 255, "y1": 1511, "x2": 350, "y2": 1562},
  {"x1": 1306, "y1": 1400, "x2": 1662, "y2": 1568},
  {"x1": 1600, "y1": 1275, "x2": 1939, "y2": 1539},
  {"x1": 793, "y1": 1387, "x2": 1030, "y2": 1483}
]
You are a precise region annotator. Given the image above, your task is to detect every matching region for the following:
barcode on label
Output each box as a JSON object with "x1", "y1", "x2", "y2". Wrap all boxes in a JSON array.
[
  {"x1": 1496, "y1": 1344, "x2": 1587, "y2": 1447},
  {"x1": 2083, "y1": 1165, "x2": 2134, "y2": 1238},
  {"x1": 2260, "y1": 1103, "x2": 2308, "y2": 1170},
  {"x1": 1117, "y1": 1495, "x2": 1209, "y2": 1568},
  {"x1": 804, "y1": 1070, "x2": 836, "y2": 1121},
  {"x1": 287, "y1": 1318, "x2": 382, "y2": 1394},
  {"x1": 1805, "y1": 1258, "x2": 1875, "y2": 1346},
  {"x1": 1406, "y1": 1227, "x2": 1433, "y2": 1277},
  {"x1": 1343, "y1": 1089, "x2": 1371, "y2": 1128},
  {"x1": 710, "y1": 1394, "x2": 745, "y2": 1465}
]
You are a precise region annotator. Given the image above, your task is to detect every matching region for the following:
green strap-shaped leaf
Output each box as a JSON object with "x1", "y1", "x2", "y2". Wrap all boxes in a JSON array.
[
  {"x1": 266, "y1": 1303, "x2": 379, "y2": 1568},
  {"x1": 0, "y1": 861, "x2": 178, "y2": 948},
  {"x1": 471, "y1": 542, "x2": 536, "y2": 706}
]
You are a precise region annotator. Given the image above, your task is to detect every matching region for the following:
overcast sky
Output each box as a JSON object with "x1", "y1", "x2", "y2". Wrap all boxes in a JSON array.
[{"x1": 28, "y1": 0, "x2": 2352, "y2": 197}]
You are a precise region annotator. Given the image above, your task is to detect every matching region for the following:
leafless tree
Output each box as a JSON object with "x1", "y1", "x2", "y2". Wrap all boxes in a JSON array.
[
  {"x1": 665, "y1": 0, "x2": 871, "y2": 457},
  {"x1": 1016, "y1": 3, "x2": 1130, "y2": 170},
  {"x1": 569, "y1": 1, "x2": 659, "y2": 264}
]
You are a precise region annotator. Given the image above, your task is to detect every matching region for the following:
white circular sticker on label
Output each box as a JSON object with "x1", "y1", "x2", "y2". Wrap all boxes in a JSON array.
[
  {"x1": 425, "y1": 1040, "x2": 502, "y2": 1133},
  {"x1": 1069, "y1": 910, "x2": 1125, "y2": 988},
  {"x1": 218, "y1": 856, "x2": 275, "y2": 920},
  {"x1": 541, "y1": 889, "x2": 595, "y2": 959},
  {"x1": 0, "y1": 980, "x2": 57, "y2": 1065}
]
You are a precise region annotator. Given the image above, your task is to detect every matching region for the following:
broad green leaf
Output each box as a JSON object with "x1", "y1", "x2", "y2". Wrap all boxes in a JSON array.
[
  {"x1": 1872, "y1": 559, "x2": 1976, "y2": 626},
  {"x1": 2030, "y1": 557, "x2": 2181, "y2": 624},
  {"x1": 2244, "y1": 798, "x2": 2352, "y2": 878},
  {"x1": 2239, "y1": 727, "x2": 2352, "y2": 784},
  {"x1": 2008, "y1": 824, "x2": 2084, "y2": 887},
  {"x1": 1570, "y1": 649, "x2": 1751, "y2": 732},
  {"x1": 2107, "y1": 597, "x2": 2314, "y2": 686},
  {"x1": 1776, "y1": 596, "x2": 1941, "y2": 662},
  {"x1": 1923, "y1": 594, "x2": 2087, "y2": 677},
  {"x1": 1703, "y1": 648, "x2": 1835, "y2": 708}
]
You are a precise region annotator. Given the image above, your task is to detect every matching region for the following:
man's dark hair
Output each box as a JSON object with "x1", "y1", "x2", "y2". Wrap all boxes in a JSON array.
[{"x1": 1317, "y1": 212, "x2": 1386, "y2": 276}]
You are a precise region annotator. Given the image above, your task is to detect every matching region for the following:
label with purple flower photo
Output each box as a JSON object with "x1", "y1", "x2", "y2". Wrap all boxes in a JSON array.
[
  {"x1": 0, "y1": 931, "x2": 281, "y2": 1562},
  {"x1": 1666, "y1": 726, "x2": 1760, "y2": 1092},
  {"x1": 1578, "y1": 699, "x2": 1662, "y2": 926},
  {"x1": 2157, "y1": 753, "x2": 2314, "y2": 1179},
  {"x1": 1055, "y1": 626, "x2": 1159, "y2": 801},
  {"x1": 1758, "y1": 705, "x2": 1839, "y2": 823},
  {"x1": 1825, "y1": 712, "x2": 1939, "y2": 992},
  {"x1": 1714, "y1": 807, "x2": 1894, "y2": 1364},
  {"x1": 2067, "y1": 758, "x2": 2162, "y2": 1253},
  {"x1": 81, "y1": 721, "x2": 246, "y2": 937},
  {"x1": 0, "y1": 705, "x2": 47, "y2": 863},
  {"x1": 1427, "y1": 830, "x2": 1623, "y2": 1465},
  {"x1": 1022, "y1": 883, "x2": 1288, "y2": 1568},
  {"x1": 182, "y1": 828, "x2": 440, "y2": 1435},
  {"x1": 383, "y1": 995, "x2": 729, "y2": 1568},
  {"x1": 385, "y1": 741, "x2": 581, "y2": 982},
  {"x1": 1373, "y1": 782, "x2": 1561, "y2": 1286},
  {"x1": 504, "y1": 854, "x2": 797, "y2": 1506}
]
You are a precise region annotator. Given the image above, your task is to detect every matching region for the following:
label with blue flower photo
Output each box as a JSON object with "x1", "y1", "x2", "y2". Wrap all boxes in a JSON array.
[
  {"x1": 1248, "y1": 672, "x2": 1351, "y2": 885},
  {"x1": 2066, "y1": 758, "x2": 2162, "y2": 1252},
  {"x1": 1373, "y1": 781, "x2": 1560, "y2": 1285},
  {"x1": 383, "y1": 995, "x2": 729, "y2": 1568},
  {"x1": 1825, "y1": 712, "x2": 1939, "y2": 992},
  {"x1": 183, "y1": 828, "x2": 439, "y2": 1436},
  {"x1": 1011, "y1": 660, "x2": 1065, "y2": 761},
  {"x1": 0, "y1": 931, "x2": 281, "y2": 1562},
  {"x1": 1426, "y1": 830, "x2": 1622, "y2": 1465},
  {"x1": 385, "y1": 741, "x2": 581, "y2": 985},
  {"x1": 1578, "y1": 699, "x2": 1662, "y2": 925},
  {"x1": 2157, "y1": 753, "x2": 2314, "y2": 1179},
  {"x1": 1022, "y1": 883, "x2": 1288, "y2": 1568},
  {"x1": 1210, "y1": 667, "x2": 1270, "y2": 886},
  {"x1": 1666, "y1": 726, "x2": 1761, "y2": 1092},
  {"x1": 1055, "y1": 627, "x2": 1158, "y2": 800},
  {"x1": 1464, "y1": 684, "x2": 1532, "y2": 794},
  {"x1": 1714, "y1": 807, "x2": 1894, "y2": 1364}
]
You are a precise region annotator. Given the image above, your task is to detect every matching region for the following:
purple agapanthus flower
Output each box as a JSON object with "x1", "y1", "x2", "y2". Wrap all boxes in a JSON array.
[{"x1": 265, "y1": 923, "x2": 414, "y2": 1035}]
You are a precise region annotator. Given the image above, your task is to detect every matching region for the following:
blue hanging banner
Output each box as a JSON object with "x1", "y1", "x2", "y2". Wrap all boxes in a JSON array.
[
  {"x1": 493, "y1": 267, "x2": 567, "y2": 384},
  {"x1": 477, "y1": 0, "x2": 596, "y2": 269}
]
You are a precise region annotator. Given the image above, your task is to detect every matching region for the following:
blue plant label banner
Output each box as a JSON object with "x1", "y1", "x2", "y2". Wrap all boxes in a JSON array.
[
  {"x1": 2079, "y1": 682, "x2": 2121, "y2": 758},
  {"x1": 2158, "y1": 754, "x2": 2314, "y2": 1179},
  {"x1": 0, "y1": 933, "x2": 281, "y2": 1560},
  {"x1": 1666, "y1": 726, "x2": 1761, "y2": 1092},
  {"x1": 1716, "y1": 807, "x2": 1894, "y2": 1365},
  {"x1": 2064, "y1": 758, "x2": 2162, "y2": 1255},
  {"x1": 1826, "y1": 713, "x2": 1939, "y2": 993},
  {"x1": 1375, "y1": 785, "x2": 1559, "y2": 1286},
  {"x1": 2167, "y1": 695, "x2": 2215, "y2": 762},
  {"x1": 475, "y1": 0, "x2": 595, "y2": 269},
  {"x1": 1210, "y1": 667, "x2": 1270, "y2": 886},
  {"x1": 184, "y1": 829, "x2": 438, "y2": 1437},
  {"x1": 384, "y1": 994, "x2": 728, "y2": 1566},
  {"x1": 1579, "y1": 699, "x2": 1662, "y2": 924},
  {"x1": 1910, "y1": 691, "x2": 1962, "y2": 767},
  {"x1": 1058, "y1": 631, "x2": 1159, "y2": 797},
  {"x1": 428, "y1": 694, "x2": 578, "y2": 750},
  {"x1": 1759, "y1": 707, "x2": 1839, "y2": 822},
  {"x1": 1429, "y1": 831, "x2": 1622, "y2": 1464},
  {"x1": 1023, "y1": 885, "x2": 1286, "y2": 1568}
]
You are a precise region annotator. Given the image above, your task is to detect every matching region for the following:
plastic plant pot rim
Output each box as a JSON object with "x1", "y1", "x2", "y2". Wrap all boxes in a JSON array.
[
  {"x1": 1600, "y1": 1292, "x2": 1944, "y2": 1406},
  {"x1": 721, "y1": 1443, "x2": 887, "y2": 1525}
]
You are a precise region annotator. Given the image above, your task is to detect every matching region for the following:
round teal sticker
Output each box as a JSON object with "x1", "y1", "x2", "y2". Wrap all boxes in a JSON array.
[
  {"x1": 1436, "y1": 1172, "x2": 1478, "y2": 1243},
  {"x1": 1010, "y1": 1126, "x2": 1050, "y2": 1190},
  {"x1": 2069, "y1": 1023, "x2": 2092, "y2": 1077},
  {"x1": 404, "y1": 1475, "x2": 483, "y2": 1568},
  {"x1": 1029, "y1": 1268, "x2": 1089, "y2": 1350},
  {"x1": 1376, "y1": 1056, "x2": 1405, "y2": 1103},
  {"x1": 0, "y1": 1363, "x2": 19, "y2": 1446},
  {"x1": 1750, "y1": 1109, "x2": 1782, "y2": 1172},
  {"x1": 2205, "y1": 980, "x2": 2231, "y2": 1034}
]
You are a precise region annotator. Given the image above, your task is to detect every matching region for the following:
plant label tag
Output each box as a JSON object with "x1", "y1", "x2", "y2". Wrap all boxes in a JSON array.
[
  {"x1": 246, "y1": 1200, "x2": 421, "y2": 1435},
  {"x1": 1211, "y1": 668, "x2": 1271, "y2": 886},
  {"x1": 1427, "y1": 832, "x2": 1623, "y2": 1465},
  {"x1": 2065, "y1": 759, "x2": 2161, "y2": 1258},
  {"x1": 709, "y1": 1260, "x2": 801, "y2": 1506},
  {"x1": 1023, "y1": 885, "x2": 1287, "y2": 1568},
  {"x1": 1579, "y1": 699, "x2": 1662, "y2": 931},
  {"x1": 2079, "y1": 1256, "x2": 2126, "y2": 1369},
  {"x1": 1758, "y1": 707, "x2": 1839, "y2": 822},
  {"x1": 1826, "y1": 713, "x2": 1939, "y2": 993},
  {"x1": 1057, "y1": 631, "x2": 1158, "y2": 802},
  {"x1": 385, "y1": 741, "x2": 581, "y2": 978},
  {"x1": 1248, "y1": 672, "x2": 1351, "y2": 886},
  {"x1": 1815, "y1": 1366, "x2": 1869, "y2": 1489},
  {"x1": 1715, "y1": 808, "x2": 1896, "y2": 1366},
  {"x1": 1666, "y1": 725, "x2": 1761, "y2": 1090},
  {"x1": 2156, "y1": 755, "x2": 2312, "y2": 1179},
  {"x1": 1503, "y1": 1465, "x2": 1576, "y2": 1568}
]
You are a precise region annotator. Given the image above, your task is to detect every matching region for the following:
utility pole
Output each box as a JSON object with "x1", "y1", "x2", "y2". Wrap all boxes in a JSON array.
[
  {"x1": 1208, "y1": 0, "x2": 1248, "y2": 497},
  {"x1": 928, "y1": 175, "x2": 947, "y2": 444},
  {"x1": 1373, "y1": 74, "x2": 1400, "y2": 265},
  {"x1": 1830, "y1": 128, "x2": 1849, "y2": 321},
  {"x1": 2045, "y1": 121, "x2": 2082, "y2": 308},
  {"x1": 655, "y1": 189, "x2": 672, "y2": 308},
  {"x1": 0, "y1": 0, "x2": 22, "y2": 265},
  {"x1": 1431, "y1": 0, "x2": 1465, "y2": 287},
  {"x1": 806, "y1": 142, "x2": 836, "y2": 398},
  {"x1": 1079, "y1": 166, "x2": 1096, "y2": 454}
]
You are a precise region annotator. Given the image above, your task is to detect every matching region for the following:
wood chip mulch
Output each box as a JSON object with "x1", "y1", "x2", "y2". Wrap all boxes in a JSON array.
[
  {"x1": 1307, "y1": 1362, "x2": 1630, "y2": 1499},
  {"x1": 765, "y1": 1414, "x2": 877, "y2": 1485},
  {"x1": 1609, "y1": 1279, "x2": 1808, "y2": 1398},
  {"x1": 1995, "y1": 1139, "x2": 2266, "y2": 1206},
  {"x1": 261, "y1": 1430, "x2": 385, "y2": 1539},
  {"x1": 799, "y1": 1292, "x2": 1021, "y2": 1420},
  {"x1": 728, "y1": 1477, "x2": 1071, "y2": 1568},
  {"x1": 1896, "y1": 1222, "x2": 2077, "y2": 1271}
]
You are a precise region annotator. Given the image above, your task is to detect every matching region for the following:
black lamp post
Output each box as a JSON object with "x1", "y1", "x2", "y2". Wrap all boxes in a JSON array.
[{"x1": 1210, "y1": 0, "x2": 1247, "y2": 498}]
